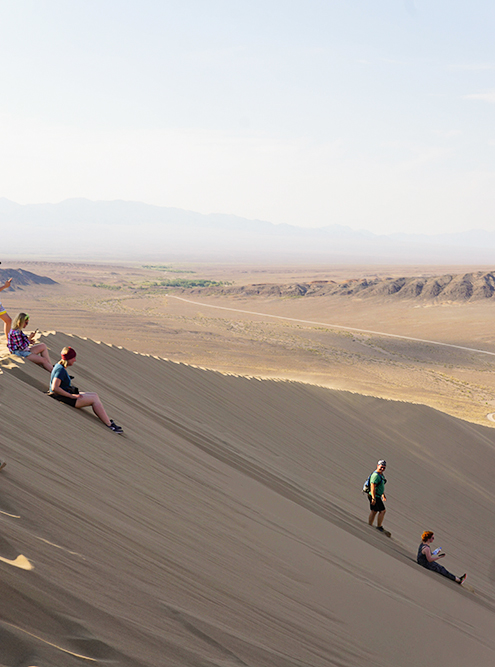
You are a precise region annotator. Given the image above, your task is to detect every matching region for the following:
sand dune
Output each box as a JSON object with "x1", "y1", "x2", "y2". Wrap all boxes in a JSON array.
[{"x1": 1, "y1": 332, "x2": 495, "y2": 665}]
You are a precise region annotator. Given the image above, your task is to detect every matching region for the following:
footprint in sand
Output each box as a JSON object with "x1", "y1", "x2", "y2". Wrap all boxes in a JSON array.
[
  {"x1": 0, "y1": 624, "x2": 40, "y2": 667},
  {"x1": 1, "y1": 614, "x2": 146, "y2": 665},
  {"x1": 0, "y1": 621, "x2": 101, "y2": 664},
  {"x1": 0, "y1": 534, "x2": 32, "y2": 570},
  {"x1": 0, "y1": 489, "x2": 86, "y2": 557},
  {"x1": 0, "y1": 489, "x2": 21, "y2": 519}
]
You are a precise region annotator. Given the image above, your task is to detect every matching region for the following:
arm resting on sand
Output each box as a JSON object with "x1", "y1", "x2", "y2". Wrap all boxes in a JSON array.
[{"x1": 50, "y1": 377, "x2": 80, "y2": 399}]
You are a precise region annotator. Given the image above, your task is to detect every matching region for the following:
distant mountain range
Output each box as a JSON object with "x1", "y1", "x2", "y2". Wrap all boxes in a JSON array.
[{"x1": 2, "y1": 197, "x2": 495, "y2": 264}]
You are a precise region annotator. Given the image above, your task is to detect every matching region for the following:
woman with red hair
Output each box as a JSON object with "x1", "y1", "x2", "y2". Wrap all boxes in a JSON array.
[
  {"x1": 49, "y1": 346, "x2": 123, "y2": 433},
  {"x1": 417, "y1": 531, "x2": 466, "y2": 584}
]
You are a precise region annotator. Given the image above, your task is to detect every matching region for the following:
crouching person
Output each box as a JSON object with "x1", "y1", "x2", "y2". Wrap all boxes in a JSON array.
[{"x1": 49, "y1": 346, "x2": 123, "y2": 433}]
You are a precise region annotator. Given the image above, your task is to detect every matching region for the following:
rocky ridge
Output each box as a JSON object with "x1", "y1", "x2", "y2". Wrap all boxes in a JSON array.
[
  {"x1": 0, "y1": 268, "x2": 57, "y2": 289},
  {"x1": 179, "y1": 270, "x2": 495, "y2": 302}
]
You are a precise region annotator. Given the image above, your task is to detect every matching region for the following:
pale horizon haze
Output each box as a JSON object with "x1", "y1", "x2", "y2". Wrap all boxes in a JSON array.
[{"x1": 1, "y1": 1, "x2": 495, "y2": 235}]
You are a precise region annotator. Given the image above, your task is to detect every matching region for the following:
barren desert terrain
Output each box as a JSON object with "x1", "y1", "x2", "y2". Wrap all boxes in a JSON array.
[
  {"x1": 4, "y1": 3, "x2": 495, "y2": 665},
  {"x1": 2, "y1": 260, "x2": 495, "y2": 424}
]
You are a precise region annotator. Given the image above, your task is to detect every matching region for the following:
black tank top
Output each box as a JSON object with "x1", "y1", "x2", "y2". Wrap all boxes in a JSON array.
[{"x1": 417, "y1": 543, "x2": 429, "y2": 567}]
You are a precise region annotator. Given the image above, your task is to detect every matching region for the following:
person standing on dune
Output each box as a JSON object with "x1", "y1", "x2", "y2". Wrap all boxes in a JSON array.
[
  {"x1": 0, "y1": 277, "x2": 13, "y2": 337},
  {"x1": 367, "y1": 459, "x2": 388, "y2": 533}
]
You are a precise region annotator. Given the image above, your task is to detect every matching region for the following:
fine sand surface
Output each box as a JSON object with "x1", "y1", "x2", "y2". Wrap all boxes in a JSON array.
[{"x1": 2, "y1": 332, "x2": 495, "y2": 665}]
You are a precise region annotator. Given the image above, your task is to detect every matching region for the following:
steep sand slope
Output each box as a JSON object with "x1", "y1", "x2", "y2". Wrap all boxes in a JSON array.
[{"x1": 1, "y1": 333, "x2": 495, "y2": 665}]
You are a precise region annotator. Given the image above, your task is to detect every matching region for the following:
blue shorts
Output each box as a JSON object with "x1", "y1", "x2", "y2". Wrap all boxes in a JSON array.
[{"x1": 13, "y1": 349, "x2": 31, "y2": 358}]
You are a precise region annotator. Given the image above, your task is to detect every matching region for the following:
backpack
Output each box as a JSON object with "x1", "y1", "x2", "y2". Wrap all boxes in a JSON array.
[{"x1": 362, "y1": 471, "x2": 383, "y2": 495}]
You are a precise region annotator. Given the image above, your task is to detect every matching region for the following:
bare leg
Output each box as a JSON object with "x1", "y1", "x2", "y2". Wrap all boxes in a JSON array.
[
  {"x1": 368, "y1": 510, "x2": 377, "y2": 526},
  {"x1": 30, "y1": 343, "x2": 52, "y2": 364},
  {"x1": 0, "y1": 312, "x2": 11, "y2": 337},
  {"x1": 26, "y1": 352, "x2": 53, "y2": 372},
  {"x1": 28, "y1": 343, "x2": 53, "y2": 371},
  {"x1": 376, "y1": 509, "x2": 386, "y2": 528},
  {"x1": 75, "y1": 392, "x2": 111, "y2": 427}
]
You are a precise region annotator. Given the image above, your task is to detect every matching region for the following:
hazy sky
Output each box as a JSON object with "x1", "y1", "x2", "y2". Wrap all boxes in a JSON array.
[{"x1": 1, "y1": 1, "x2": 495, "y2": 234}]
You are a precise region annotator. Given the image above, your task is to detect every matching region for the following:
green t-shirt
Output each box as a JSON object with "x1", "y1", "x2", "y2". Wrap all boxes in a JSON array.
[{"x1": 370, "y1": 471, "x2": 385, "y2": 497}]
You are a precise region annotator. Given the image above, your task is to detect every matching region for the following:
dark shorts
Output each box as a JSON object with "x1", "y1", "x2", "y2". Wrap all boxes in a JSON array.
[
  {"x1": 49, "y1": 393, "x2": 77, "y2": 408},
  {"x1": 368, "y1": 495, "x2": 386, "y2": 512}
]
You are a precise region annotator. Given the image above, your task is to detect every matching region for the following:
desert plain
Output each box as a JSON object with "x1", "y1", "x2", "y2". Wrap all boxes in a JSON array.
[
  {"x1": 5, "y1": 259, "x2": 495, "y2": 424},
  {"x1": 1, "y1": 259, "x2": 495, "y2": 665}
]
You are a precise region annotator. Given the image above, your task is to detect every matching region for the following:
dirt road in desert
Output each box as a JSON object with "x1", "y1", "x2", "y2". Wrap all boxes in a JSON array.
[{"x1": 166, "y1": 293, "x2": 495, "y2": 358}]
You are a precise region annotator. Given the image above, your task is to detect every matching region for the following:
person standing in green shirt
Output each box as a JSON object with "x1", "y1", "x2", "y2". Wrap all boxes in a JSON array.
[{"x1": 368, "y1": 460, "x2": 388, "y2": 532}]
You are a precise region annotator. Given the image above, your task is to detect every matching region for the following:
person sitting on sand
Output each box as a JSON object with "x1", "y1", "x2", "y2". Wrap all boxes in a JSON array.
[
  {"x1": 0, "y1": 277, "x2": 13, "y2": 337},
  {"x1": 49, "y1": 346, "x2": 123, "y2": 433},
  {"x1": 7, "y1": 312, "x2": 53, "y2": 371},
  {"x1": 417, "y1": 531, "x2": 466, "y2": 584}
]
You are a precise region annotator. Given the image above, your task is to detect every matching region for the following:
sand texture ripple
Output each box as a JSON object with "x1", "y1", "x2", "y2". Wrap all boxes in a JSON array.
[{"x1": 1, "y1": 332, "x2": 495, "y2": 665}]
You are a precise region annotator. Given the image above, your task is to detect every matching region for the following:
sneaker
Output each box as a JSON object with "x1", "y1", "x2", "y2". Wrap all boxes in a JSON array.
[
  {"x1": 0, "y1": 460, "x2": 6, "y2": 472},
  {"x1": 458, "y1": 574, "x2": 467, "y2": 585},
  {"x1": 376, "y1": 526, "x2": 385, "y2": 532},
  {"x1": 108, "y1": 420, "x2": 123, "y2": 433}
]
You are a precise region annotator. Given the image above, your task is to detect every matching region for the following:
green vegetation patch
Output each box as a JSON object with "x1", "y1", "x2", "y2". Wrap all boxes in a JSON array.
[
  {"x1": 142, "y1": 265, "x2": 195, "y2": 273},
  {"x1": 143, "y1": 278, "x2": 228, "y2": 288},
  {"x1": 92, "y1": 283, "x2": 122, "y2": 290}
]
